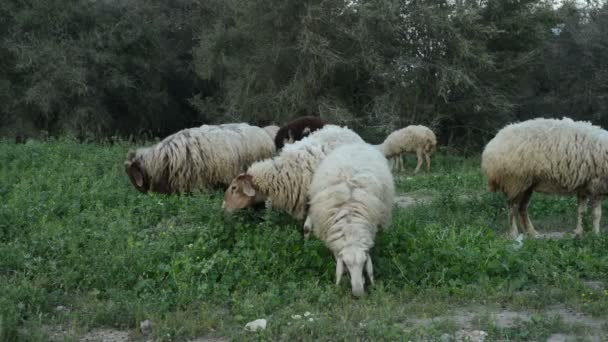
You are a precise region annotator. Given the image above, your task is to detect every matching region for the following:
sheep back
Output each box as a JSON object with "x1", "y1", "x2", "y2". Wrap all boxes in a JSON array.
[
  {"x1": 380, "y1": 125, "x2": 437, "y2": 157},
  {"x1": 308, "y1": 143, "x2": 395, "y2": 253},
  {"x1": 263, "y1": 125, "x2": 280, "y2": 140},
  {"x1": 481, "y1": 117, "x2": 608, "y2": 197},
  {"x1": 274, "y1": 116, "x2": 326, "y2": 150},
  {"x1": 125, "y1": 123, "x2": 275, "y2": 194},
  {"x1": 248, "y1": 125, "x2": 364, "y2": 219}
]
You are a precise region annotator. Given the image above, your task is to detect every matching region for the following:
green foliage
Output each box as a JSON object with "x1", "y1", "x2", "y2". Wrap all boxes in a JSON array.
[
  {"x1": 1, "y1": 140, "x2": 608, "y2": 339},
  {"x1": 1, "y1": 0, "x2": 205, "y2": 139},
  {"x1": 4, "y1": 0, "x2": 598, "y2": 149}
]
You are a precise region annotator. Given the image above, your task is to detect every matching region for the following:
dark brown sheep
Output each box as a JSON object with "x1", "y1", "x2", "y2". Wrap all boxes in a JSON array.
[{"x1": 274, "y1": 116, "x2": 326, "y2": 150}]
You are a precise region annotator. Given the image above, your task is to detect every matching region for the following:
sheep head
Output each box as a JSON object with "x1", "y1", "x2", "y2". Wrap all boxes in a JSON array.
[
  {"x1": 222, "y1": 173, "x2": 264, "y2": 212},
  {"x1": 125, "y1": 151, "x2": 150, "y2": 193},
  {"x1": 336, "y1": 246, "x2": 373, "y2": 298},
  {"x1": 125, "y1": 150, "x2": 172, "y2": 194}
]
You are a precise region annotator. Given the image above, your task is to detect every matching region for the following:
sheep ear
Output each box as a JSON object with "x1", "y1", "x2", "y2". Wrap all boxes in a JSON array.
[
  {"x1": 237, "y1": 174, "x2": 256, "y2": 197},
  {"x1": 336, "y1": 257, "x2": 344, "y2": 285},
  {"x1": 242, "y1": 181, "x2": 256, "y2": 197}
]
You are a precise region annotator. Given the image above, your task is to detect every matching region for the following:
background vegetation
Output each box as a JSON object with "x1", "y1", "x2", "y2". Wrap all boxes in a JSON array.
[{"x1": 1, "y1": 0, "x2": 607, "y2": 148}]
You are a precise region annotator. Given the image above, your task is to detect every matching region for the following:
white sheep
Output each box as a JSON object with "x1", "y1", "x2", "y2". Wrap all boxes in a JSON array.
[
  {"x1": 125, "y1": 123, "x2": 275, "y2": 194},
  {"x1": 377, "y1": 125, "x2": 437, "y2": 173},
  {"x1": 305, "y1": 143, "x2": 394, "y2": 297},
  {"x1": 263, "y1": 125, "x2": 280, "y2": 140},
  {"x1": 222, "y1": 125, "x2": 364, "y2": 219},
  {"x1": 482, "y1": 117, "x2": 608, "y2": 238}
]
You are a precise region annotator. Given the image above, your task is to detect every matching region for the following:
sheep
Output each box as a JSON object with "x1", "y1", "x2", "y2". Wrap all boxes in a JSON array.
[
  {"x1": 263, "y1": 125, "x2": 280, "y2": 140},
  {"x1": 223, "y1": 125, "x2": 364, "y2": 220},
  {"x1": 377, "y1": 125, "x2": 437, "y2": 173},
  {"x1": 274, "y1": 116, "x2": 326, "y2": 150},
  {"x1": 304, "y1": 143, "x2": 394, "y2": 297},
  {"x1": 482, "y1": 117, "x2": 608, "y2": 238},
  {"x1": 125, "y1": 123, "x2": 275, "y2": 194}
]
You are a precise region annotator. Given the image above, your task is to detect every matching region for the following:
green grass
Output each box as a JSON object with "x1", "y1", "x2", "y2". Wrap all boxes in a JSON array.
[{"x1": 1, "y1": 139, "x2": 608, "y2": 341}]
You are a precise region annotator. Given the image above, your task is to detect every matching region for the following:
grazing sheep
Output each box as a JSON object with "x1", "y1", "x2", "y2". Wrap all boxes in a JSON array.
[
  {"x1": 305, "y1": 143, "x2": 394, "y2": 297},
  {"x1": 263, "y1": 125, "x2": 280, "y2": 140},
  {"x1": 482, "y1": 117, "x2": 608, "y2": 238},
  {"x1": 274, "y1": 116, "x2": 326, "y2": 150},
  {"x1": 15, "y1": 134, "x2": 28, "y2": 144},
  {"x1": 377, "y1": 125, "x2": 437, "y2": 173},
  {"x1": 125, "y1": 123, "x2": 275, "y2": 194},
  {"x1": 223, "y1": 125, "x2": 364, "y2": 219}
]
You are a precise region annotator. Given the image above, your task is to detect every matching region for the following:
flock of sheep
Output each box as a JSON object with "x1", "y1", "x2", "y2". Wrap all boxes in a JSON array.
[{"x1": 124, "y1": 116, "x2": 607, "y2": 297}]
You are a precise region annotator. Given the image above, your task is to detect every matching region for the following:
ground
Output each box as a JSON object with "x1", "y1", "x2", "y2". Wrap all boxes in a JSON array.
[{"x1": 1, "y1": 140, "x2": 607, "y2": 341}]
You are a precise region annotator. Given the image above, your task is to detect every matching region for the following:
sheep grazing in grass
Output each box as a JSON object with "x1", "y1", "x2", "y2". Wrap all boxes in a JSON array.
[
  {"x1": 263, "y1": 125, "x2": 280, "y2": 140},
  {"x1": 305, "y1": 143, "x2": 394, "y2": 297},
  {"x1": 274, "y1": 116, "x2": 326, "y2": 150},
  {"x1": 223, "y1": 125, "x2": 364, "y2": 220},
  {"x1": 482, "y1": 117, "x2": 608, "y2": 238},
  {"x1": 125, "y1": 123, "x2": 275, "y2": 194},
  {"x1": 377, "y1": 125, "x2": 437, "y2": 173}
]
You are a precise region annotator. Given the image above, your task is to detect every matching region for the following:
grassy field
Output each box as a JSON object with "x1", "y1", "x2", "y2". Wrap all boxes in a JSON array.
[{"x1": 1, "y1": 139, "x2": 607, "y2": 341}]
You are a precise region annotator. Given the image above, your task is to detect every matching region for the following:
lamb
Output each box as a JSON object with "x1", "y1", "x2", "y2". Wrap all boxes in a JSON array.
[
  {"x1": 274, "y1": 116, "x2": 326, "y2": 150},
  {"x1": 482, "y1": 117, "x2": 608, "y2": 238},
  {"x1": 263, "y1": 125, "x2": 280, "y2": 140},
  {"x1": 125, "y1": 123, "x2": 275, "y2": 194},
  {"x1": 377, "y1": 125, "x2": 437, "y2": 173},
  {"x1": 223, "y1": 125, "x2": 364, "y2": 219},
  {"x1": 305, "y1": 143, "x2": 394, "y2": 297}
]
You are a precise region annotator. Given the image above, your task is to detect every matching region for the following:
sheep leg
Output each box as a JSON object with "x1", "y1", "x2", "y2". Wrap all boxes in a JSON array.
[
  {"x1": 414, "y1": 150, "x2": 424, "y2": 174},
  {"x1": 507, "y1": 197, "x2": 521, "y2": 239},
  {"x1": 303, "y1": 215, "x2": 312, "y2": 240},
  {"x1": 425, "y1": 152, "x2": 431, "y2": 172},
  {"x1": 574, "y1": 194, "x2": 588, "y2": 236},
  {"x1": 388, "y1": 157, "x2": 395, "y2": 172},
  {"x1": 365, "y1": 256, "x2": 374, "y2": 286},
  {"x1": 397, "y1": 155, "x2": 404, "y2": 172},
  {"x1": 518, "y1": 188, "x2": 538, "y2": 238},
  {"x1": 335, "y1": 258, "x2": 344, "y2": 285},
  {"x1": 591, "y1": 196, "x2": 602, "y2": 235}
]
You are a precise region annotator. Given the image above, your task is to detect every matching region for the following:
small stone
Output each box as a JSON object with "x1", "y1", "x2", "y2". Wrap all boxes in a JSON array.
[
  {"x1": 291, "y1": 314, "x2": 302, "y2": 320},
  {"x1": 454, "y1": 330, "x2": 487, "y2": 342},
  {"x1": 245, "y1": 319, "x2": 267, "y2": 332},
  {"x1": 140, "y1": 320, "x2": 153, "y2": 335},
  {"x1": 54, "y1": 305, "x2": 68, "y2": 313}
]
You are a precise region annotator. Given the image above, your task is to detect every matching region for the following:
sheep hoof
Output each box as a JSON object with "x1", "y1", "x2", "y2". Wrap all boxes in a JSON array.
[{"x1": 527, "y1": 231, "x2": 540, "y2": 239}]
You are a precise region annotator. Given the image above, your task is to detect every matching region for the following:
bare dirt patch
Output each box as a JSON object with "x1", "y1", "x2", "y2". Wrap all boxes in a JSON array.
[
  {"x1": 189, "y1": 337, "x2": 229, "y2": 342},
  {"x1": 79, "y1": 329, "x2": 130, "y2": 342},
  {"x1": 44, "y1": 325, "x2": 131, "y2": 342},
  {"x1": 403, "y1": 305, "x2": 606, "y2": 341}
]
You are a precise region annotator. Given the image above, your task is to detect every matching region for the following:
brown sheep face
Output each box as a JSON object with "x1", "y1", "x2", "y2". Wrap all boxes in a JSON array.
[
  {"x1": 223, "y1": 174, "x2": 264, "y2": 212},
  {"x1": 125, "y1": 150, "x2": 153, "y2": 193},
  {"x1": 125, "y1": 157, "x2": 150, "y2": 193},
  {"x1": 125, "y1": 150, "x2": 173, "y2": 194}
]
